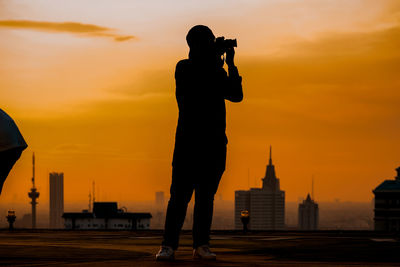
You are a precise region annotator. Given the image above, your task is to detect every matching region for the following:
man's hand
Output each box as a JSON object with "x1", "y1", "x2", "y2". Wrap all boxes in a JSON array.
[{"x1": 225, "y1": 47, "x2": 235, "y2": 67}]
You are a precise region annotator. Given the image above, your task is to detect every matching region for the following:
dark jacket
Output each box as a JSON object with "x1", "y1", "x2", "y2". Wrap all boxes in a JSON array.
[{"x1": 172, "y1": 58, "x2": 243, "y2": 170}]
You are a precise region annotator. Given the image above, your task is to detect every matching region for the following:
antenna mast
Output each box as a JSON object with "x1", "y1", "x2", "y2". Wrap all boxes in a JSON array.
[
  {"x1": 88, "y1": 191, "x2": 92, "y2": 212},
  {"x1": 32, "y1": 152, "x2": 35, "y2": 188},
  {"x1": 28, "y1": 152, "x2": 40, "y2": 229},
  {"x1": 312, "y1": 175, "x2": 315, "y2": 200},
  {"x1": 92, "y1": 181, "x2": 96, "y2": 205}
]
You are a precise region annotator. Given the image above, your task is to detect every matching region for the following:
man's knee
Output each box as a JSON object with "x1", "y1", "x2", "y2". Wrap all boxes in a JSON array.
[{"x1": 194, "y1": 191, "x2": 215, "y2": 206}]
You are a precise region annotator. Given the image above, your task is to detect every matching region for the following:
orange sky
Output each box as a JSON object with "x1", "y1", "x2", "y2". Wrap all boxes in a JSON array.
[{"x1": 1, "y1": 0, "x2": 400, "y2": 206}]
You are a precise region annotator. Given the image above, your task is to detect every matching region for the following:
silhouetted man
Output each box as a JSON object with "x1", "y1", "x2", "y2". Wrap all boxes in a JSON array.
[
  {"x1": 156, "y1": 25, "x2": 243, "y2": 261},
  {"x1": 0, "y1": 109, "x2": 28, "y2": 195}
]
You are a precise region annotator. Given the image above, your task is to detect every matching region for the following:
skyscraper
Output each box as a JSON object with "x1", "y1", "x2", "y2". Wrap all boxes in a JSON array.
[
  {"x1": 49, "y1": 172, "x2": 64, "y2": 229},
  {"x1": 298, "y1": 193, "x2": 319, "y2": 230},
  {"x1": 153, "y1": 191, "x2": 166, "y2": 229},
  {"x1": 235, "y1": 147, "x2": 285, "y2": 230},
  {"x1": 155, "y1": 191, "x2": 165, "y2": 210}
]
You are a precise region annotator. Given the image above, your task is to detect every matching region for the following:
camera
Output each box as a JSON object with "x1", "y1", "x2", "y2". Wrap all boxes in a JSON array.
[{"x1": 215, "y1": 37, "x2": 237, "y2": 55}]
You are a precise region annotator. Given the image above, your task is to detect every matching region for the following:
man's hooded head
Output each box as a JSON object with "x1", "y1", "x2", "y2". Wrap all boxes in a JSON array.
[
  {"x1": 186, "y1": 25, "x2": 215, "y2": 49},
  {"x1": 186, "y1": 25, "x2": 217, "y2": 62}
]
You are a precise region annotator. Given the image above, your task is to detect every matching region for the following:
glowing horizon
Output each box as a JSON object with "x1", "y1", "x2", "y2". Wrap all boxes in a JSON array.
[{"x1": 1, "y1": 0, "x2": 400, "y2": 205}]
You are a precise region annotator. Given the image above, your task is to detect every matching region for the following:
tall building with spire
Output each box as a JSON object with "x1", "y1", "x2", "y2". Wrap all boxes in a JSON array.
[
  {"x1": 28, "y1": 152, "x2": 39, "y2": 229},
  {"x1": 235, "y1": 146, "x2": 285, "y2": 230}
]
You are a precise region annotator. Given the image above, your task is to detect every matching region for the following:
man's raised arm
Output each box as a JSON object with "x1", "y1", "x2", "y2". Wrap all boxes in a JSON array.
[{"x1": 223, "y1": 47, "x2": 243, "y2": 102}]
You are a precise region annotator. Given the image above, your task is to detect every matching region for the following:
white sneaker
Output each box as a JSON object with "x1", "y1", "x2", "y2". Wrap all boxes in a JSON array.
[
  {"x1": 193, "y1": 245, "x2": 216, "y2": 260},
  {"x1": 155, "y1": 246, "x2": 175, "y2": 261}
]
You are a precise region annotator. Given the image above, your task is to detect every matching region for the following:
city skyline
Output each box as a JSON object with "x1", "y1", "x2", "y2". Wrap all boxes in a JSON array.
[
  {"x1": 1, "y1": 146, "x2": 395, "y2": 204},
  {"x1": 1, "y1": 0, "x2": 400, "y2": 204}
]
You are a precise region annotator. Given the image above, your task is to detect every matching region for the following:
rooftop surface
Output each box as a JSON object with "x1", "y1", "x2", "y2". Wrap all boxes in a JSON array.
[{"x1": 0, "y1": 230, "x2": 399, "y2": 266}]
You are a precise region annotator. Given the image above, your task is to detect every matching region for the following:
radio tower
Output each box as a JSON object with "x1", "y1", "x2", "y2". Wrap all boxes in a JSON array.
[{"x1": 28, "y1": 152, "x2": 40, "y2": 229}]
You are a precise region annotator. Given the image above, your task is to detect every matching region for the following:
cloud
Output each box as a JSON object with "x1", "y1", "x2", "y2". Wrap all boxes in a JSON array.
[
  {"x1": 0, "y1": 20, "x2": 135, "y2": 42},
  {"x1": 237, "y1": 23, "x2": 400, "y2": 130},
  {"x1": 114, "y1": 35, "x2": 135, "y2": 42},
  {"x1": 242, "y1": 25, "x2": 400, "y2": 93}
]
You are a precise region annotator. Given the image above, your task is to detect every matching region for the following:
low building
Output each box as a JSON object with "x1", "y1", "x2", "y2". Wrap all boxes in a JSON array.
[
  {"x1": 298, "y1": 193, "x2": 319, "y2": 230},
  {"x1": 63, "y1": 202, "x2": 152, "y2": 230},
  {"x1": 373, "y1": 167, "x2": 400, "y2": 232}
]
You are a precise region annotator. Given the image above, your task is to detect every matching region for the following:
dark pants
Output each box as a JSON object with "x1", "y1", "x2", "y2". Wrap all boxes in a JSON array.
[{"x1": 162, "y1": 147, "x2": 225, "y2": 250}]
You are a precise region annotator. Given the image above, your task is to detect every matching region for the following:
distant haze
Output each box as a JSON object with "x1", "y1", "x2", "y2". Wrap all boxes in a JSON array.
[{"x1": 0, "y1": 200, "x2": 373, "y2": 230}]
